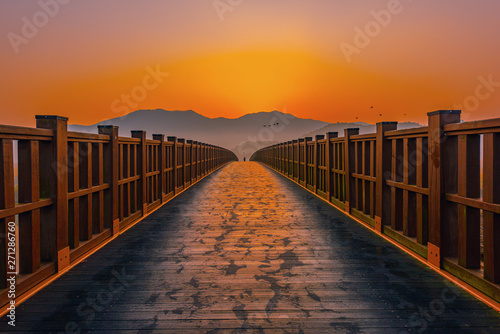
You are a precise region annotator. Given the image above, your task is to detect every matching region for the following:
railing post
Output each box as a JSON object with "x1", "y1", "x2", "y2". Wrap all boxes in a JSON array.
[
  {"x1": 277, "y1": 144, "x2": 280, "y2": 170},
  {"x1": 193, "y1": 141, "x2": 199, "y2": 180},
  {"x1": 206, "y1": 144, "x2": 210, "y2": 172},
  {"x1": 191, "y1": 141, "x2": 196, "y2": 179},
  {"x1": 315, "y1": 135, "x2": 324, "y2": 193},
  {"x1": 186, "y1": 140, "x2": 193, "y2": 184},
  {"x1": 178, "y1": 139, "x2": 186, "y2": 188},
  {"x1": 287, "y1": 141, "x2": 292, "y2": 178},
  {"x1": 427, "y1": 110, "x2": 461, "y2": 267},
  {"x1": 195, "y1": 141, "x2": 199, "y2": 180},
  {"x1": 201, "y1": 142, "x2": 205, "y2": 176},
  {"x1": 199, "y1": 142, "x2": 203, "y2": 175},
  {"x1": 206, "y1": 144, "x2": 210, "y2": 171},
  {"x1": 325, "y1": 132, "x2": 338, "y2": 203},
  {"x1": 0, "y1": 137, "x2": 16, "y2": 286},
  {"x1": 292, "y1": 140, "x2": 298, "y2": 180},
  {"x1": 213, "y1": 145, "x2": 216, "y2": 170},
  {"x1": 297, "y1": 139, "x2": 303, "y2": 182},
  {"x1": 36, "y1": 115, "x2": 69, "y2": 272},
  {"x1": 167, "y1": 136, "x2": 177, "y2": 194},
  {"x1": 305, "y1": 138, "x2": 310, "y2": 184},
  {"x1": 212, "y1": 145, "x2": 215, "y2": 171},
  {"x1": 98, "y1": 126, "x2": 120, "y2": 235},
  {"x1": 218, "y1": 146, "x2": 220, "y2": 167},
  {"x1": 280, "y1": 143, "x2": 286, "y2": 174},
  {"x1": 153, "y1": 134, "x2": 166, "y2": 203},
  {"x1": 298, "y1": 139, "x2": 304, "y2": 183},
  {"x1": 276, "y1": 144, "x2": 280, "y2": 171},
  {"x1": 374, "y1": 122, "x2": 397, "y2": 233},
  {"x1": 131, "y1": 130, "x2": 147, "y2": 215},
  {"x1": 282, "y1": 142, "x2": 286, "y2": 174},
  {"x1": 484, "y1": 131, "x2": 500, "y2": 282},
  {"x1": 344, "y1": 128, "x2": 359, "y2": 213},
  {"x1": 273, "y1": 145, "x2": 276, "y2": 168}
]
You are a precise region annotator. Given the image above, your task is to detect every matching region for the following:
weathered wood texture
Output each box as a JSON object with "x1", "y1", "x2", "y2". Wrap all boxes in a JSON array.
[
  {"x1": 3, "y1": 162, "x2": 499, "y2": 333},
  {"x1": 252, "y1": 111, "x2": 500, "y2": 302},
  {"x1": 0, "y1": 116, "x2": 237, "y2": 307}
]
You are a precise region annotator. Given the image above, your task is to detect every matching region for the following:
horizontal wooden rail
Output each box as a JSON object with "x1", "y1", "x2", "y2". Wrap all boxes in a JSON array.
[
  {"x1": 0, "y1": 116, "x2": 237, "y2": 308},
  {"x1": 251, "y1": 110, "x2": 500, "y2": 303}
]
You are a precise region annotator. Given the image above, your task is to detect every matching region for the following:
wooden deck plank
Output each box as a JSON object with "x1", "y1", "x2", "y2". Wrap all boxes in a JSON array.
[{"x1": 2, "y1": 162, "x2": 499, "y2": 333}]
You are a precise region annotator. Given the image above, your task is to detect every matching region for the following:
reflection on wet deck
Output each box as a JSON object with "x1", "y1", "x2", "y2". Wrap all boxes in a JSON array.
[{"x1": 4, "y1": 162, "x2": 500, "y2": 333}]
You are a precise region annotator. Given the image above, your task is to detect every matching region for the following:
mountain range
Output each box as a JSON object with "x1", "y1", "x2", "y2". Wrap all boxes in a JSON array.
[{"x1": 69, "y1": 109, "x2": 421, "y2": 161}]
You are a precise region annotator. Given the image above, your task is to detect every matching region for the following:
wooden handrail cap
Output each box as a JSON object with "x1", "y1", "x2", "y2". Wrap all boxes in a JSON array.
[
  {"x1": 35, "y1": 115, "x2": 68, "y2": 121},
  {"x1": 428, "y1": 110, "x2": 461, "y2": 116}
]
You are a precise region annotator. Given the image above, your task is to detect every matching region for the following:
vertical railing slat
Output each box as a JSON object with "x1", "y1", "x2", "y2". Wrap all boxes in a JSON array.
[
  {"x1": 154, "y1": 134, "x2": 166, "y2": 202},
  {"x1": 457, "y1": 134, "x2": 481, "y2": 269},
  {"x1": 483, "y1": 132, "x2": 500, "y2": 282},
  {"x1": 68, "y1": 142, "x2": 80, "y2": 248},
  {"x1": 326, "y1": 132, "x2": 337, "y2": 203},
  {"x1": 344, "y1": 128, "x2": 359, "y2": 213},
  {"x1": 416, "y1": 137, "x2": 429, "y2": 245},
  {"x1": 390, "y1": 139, "x2": 403, "y2": 231},
  {"x1": 99, "y1": 126, "x2": 119, "y2": 235},
  {"x1": 78, "y1": 142, "x2": 92, "y2": 241},
  {"x1": 18, "y1": 140, "x2": 41, "y2": 274},
  {"x1": 132, "y1": 131, "x2": 147, "y2": 215}
]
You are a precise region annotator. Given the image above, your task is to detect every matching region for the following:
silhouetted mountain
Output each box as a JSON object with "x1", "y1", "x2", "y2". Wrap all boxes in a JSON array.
[
  {"x1": 69, "y1": 109, "x2": 329, "y2": 161},
  {"x1": 70, "y1": 110, "x2": 422, "y2": 161}
]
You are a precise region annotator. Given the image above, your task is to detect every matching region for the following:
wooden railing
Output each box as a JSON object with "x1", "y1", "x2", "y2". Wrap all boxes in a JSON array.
[
  {"x1": 0, "y1": 115, "x2": 237, "y2": 307},
  {"x1": 251, "y1": 110, "x2": 500, "y2": 302}
]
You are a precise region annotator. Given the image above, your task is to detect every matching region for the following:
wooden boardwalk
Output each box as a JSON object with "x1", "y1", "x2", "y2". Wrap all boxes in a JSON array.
[{"x1": 2, "y1": 162, "x2": 500, "y2": 333}]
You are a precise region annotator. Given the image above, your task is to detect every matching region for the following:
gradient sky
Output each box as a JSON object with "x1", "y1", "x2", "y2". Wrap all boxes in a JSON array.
[{"x1": 1, "y1": 0, "x2": 500, "y2": 127}]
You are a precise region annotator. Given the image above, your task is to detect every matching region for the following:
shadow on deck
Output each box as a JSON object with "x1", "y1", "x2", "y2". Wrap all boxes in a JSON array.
[{"x1": 2, "y1": 162, "x2": 499, "y2": 333}]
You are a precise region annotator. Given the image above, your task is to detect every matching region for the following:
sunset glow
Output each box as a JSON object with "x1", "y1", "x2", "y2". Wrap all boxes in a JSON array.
[{"x1": 1, "y1": 1, "x2": 500, "y2": 127}]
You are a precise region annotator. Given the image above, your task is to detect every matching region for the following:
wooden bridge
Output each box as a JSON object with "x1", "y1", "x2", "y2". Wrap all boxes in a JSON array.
[{"x1": 1, "y1": 111, "x2": 500, "y2": 332}]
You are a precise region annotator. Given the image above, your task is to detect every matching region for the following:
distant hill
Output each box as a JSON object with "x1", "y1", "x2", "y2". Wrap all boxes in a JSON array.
[
  {"x1": 70, "y1": 110, "x2": 423, "y2": 161},
  {"x1": 69, "y1": 109, "x2": 329, "y2": 161}
]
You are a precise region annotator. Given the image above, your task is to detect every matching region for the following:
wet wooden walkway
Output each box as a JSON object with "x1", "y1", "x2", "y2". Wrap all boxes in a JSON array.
[{"x1": 2, "y1": 162, "x2": 500, "y2": 333}]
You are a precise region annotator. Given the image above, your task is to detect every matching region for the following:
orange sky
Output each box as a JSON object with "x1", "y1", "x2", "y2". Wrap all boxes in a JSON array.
[{"x1": 1, "y1": 1, "x2": 500, "y2": 127}]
